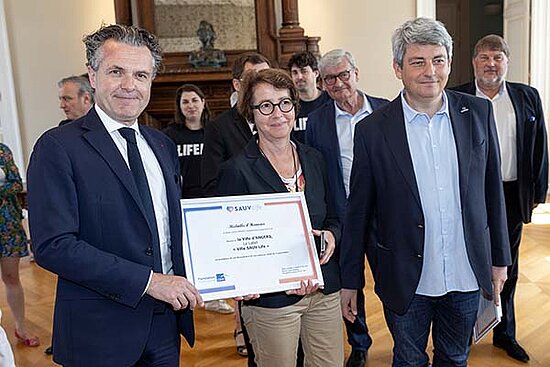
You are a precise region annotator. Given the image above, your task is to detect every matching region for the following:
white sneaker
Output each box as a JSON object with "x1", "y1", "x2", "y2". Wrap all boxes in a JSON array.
[{"x1": 204, "y1": 300, "x2": 234, "y2": 314}]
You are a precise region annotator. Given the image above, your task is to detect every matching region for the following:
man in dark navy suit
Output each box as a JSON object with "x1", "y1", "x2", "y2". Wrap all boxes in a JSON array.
[
  {"x1": 27, "y1": 24, "x2": 202, "y2": 366},
  {"x1": 453, "y1": 34, "x2": 548, "y2": 363},
  {"x1": 305, "y1": 48, "x2": 389, "y2": 367},
  {"x1": 340, "y1": 18, "x2": 511, "y2": 366}
]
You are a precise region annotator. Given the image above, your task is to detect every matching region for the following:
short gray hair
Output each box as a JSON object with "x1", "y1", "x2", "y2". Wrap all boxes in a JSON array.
[
  {"x1": 57, "y1": 75, "x2": 94, "y2": 103},
  {"x1": 319, "y1": 49, "x2": 357, "y2": 77},
  {"x1": 392, "y1": 17, "x2": 453, "y2": 67},
  {"x1": 83, "y1": 24, "x2": 163, "y2": 77}
]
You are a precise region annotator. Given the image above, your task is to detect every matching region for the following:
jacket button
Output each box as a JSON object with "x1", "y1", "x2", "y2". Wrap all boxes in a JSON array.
[
  {"x1": 417, "y1": 254, "x2": 422, "y2": 258},
  {"x1": 145, "y1": 247, "x2": 153, "y2": 256},
  {"x1": 418, "y1": 224, "x2": 424, "y2": 229}
]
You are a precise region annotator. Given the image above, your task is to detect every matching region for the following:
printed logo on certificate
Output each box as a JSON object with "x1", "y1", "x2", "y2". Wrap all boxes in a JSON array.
[{"x1": 180, "y1": 192, "x2": 324, "y2": 301}]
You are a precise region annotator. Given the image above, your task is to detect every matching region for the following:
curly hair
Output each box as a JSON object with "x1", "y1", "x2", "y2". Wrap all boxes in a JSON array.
[{"x1": 287, "y1": 51, "x2": 319, "y2": 71}]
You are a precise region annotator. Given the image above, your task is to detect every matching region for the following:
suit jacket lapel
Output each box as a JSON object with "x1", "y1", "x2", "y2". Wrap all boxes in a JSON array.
[
  {"x1": 379, "y1": 98, "x2": 422, "y2": 208},
  {"x1": 321, "y1": 103, "x2": 345, "y2": 188},
  {"x1": 245, "y1": 140, "x2": 288, "y2": 192},
  {"x1": 447, "y1": 91, "x2": 472, "y2": 203},
  {"x1": 81, "y1": 110, "x2": 146, "y2": 217},
  {"x1": 506, "y1": 82, "x2": 525, "y2": 162}
]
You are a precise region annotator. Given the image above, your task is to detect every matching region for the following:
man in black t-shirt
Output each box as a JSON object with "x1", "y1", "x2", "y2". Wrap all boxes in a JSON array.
[{"x1": 287, "y1": 52, "x2": 330, "y2": 143}]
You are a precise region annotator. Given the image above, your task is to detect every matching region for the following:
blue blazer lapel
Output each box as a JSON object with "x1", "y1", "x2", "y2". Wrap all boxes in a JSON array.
[
  {"x1": 447, "y1": 91, "x2": 472, "y2": 203},
  {"x1": 81, "y1": 110, "x2": 146, "y2": 218},
  {"x1": 379, "y1": 98, "x2": 422, "y2": 208}
]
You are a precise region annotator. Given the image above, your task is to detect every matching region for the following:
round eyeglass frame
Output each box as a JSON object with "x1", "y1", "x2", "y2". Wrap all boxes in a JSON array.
[{"x1": 251, "y1": 98, "x2": 296, "y2": 116}]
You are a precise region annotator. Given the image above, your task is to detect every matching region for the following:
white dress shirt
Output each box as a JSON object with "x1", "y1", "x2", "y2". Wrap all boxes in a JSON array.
[
  {"x1": 475, "y1": 81, "x2": 517, "y2": 181},
  {"x1": 95, "y1": 105, "x2": 174, "y2": 275}
]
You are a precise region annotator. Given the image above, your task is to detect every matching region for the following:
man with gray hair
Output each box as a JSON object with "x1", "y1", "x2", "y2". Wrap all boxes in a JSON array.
[
  {"x1": 305, "y1": 49, "x2": 388, "y2": 367},
  {"x1": 453, "y1": 34, "x2": 548, "y2": 363},
  {"x1": 57, "y1": 75, "x2": 94, "y2": 125},
  {"x1": 340, "y1": 18, "x2": 511, "y2": 366},
  {"x1": 28, "y1": 24, "x2": 202, "y2": 366}
]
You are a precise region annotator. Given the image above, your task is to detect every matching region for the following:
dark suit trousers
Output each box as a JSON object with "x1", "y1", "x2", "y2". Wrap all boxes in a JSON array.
[
  {"x1": 494, "y1": 181, "x2": 523, "y2": 341},
  {"x1": 134, "y1": 308, "x2": 180, "y2": 367},
  {"x1": 343, "y1": 287, "x2": 372, "y2": 351}
]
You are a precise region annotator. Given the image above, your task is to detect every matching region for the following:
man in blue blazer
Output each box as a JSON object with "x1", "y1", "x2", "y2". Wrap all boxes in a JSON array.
[
  {"x1": 452, "y1": 34, "x2": 548, "y2": 363},
  {"x1": 305, "y1": 49, "x2": 388, "y2": 367},
  {"x1": 27, "y1": 24, "x2": 202, "y2": 366},
  {"x1": 340, "y1": 18, "x2": 511, "y2": 366}
]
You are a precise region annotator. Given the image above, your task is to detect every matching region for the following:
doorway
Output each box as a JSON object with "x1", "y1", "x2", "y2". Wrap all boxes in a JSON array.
[{"x1": 436, "y1": 0, "x2": 504, "y2": 87}]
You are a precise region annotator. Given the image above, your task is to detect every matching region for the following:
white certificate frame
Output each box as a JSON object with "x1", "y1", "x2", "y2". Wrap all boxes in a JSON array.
[{"x1": 181, "y1": 192, "x2": 324, "y2": 301}]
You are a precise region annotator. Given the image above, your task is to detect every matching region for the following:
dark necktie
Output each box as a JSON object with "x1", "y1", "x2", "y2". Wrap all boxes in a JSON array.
[{"x1": 119, "y1": 127, "x2": 163, "y2": 273}]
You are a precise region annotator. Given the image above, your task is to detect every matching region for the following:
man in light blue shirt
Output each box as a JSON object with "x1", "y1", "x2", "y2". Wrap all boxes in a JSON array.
[
  {"x1": 340, "y1": 18, "x2": 511, "y2": 367},
  {"x1": 402, "y1": 92, "x2": 478, "y2": 296}
]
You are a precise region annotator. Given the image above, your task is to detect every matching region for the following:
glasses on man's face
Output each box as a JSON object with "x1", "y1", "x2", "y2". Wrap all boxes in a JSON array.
[
  {"x1": 323, "y1": 69, "x2": 354, "y2": 85},
  {"x1": 251, "y1": 98, "x2": 295, "y2": 116}
]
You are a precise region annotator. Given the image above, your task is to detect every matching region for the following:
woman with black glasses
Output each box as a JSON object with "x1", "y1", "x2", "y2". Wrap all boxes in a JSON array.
[{"x1": 217, "y1": 68, "x2": 344, "y2": 366}]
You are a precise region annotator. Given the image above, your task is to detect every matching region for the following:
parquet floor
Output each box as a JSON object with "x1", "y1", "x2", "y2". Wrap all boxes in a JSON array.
[{"x1": 2, "y1": 206, "x2": 550, "y2": 366}]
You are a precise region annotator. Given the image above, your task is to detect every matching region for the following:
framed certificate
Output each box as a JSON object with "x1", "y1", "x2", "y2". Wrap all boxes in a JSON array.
[{"x1": 180, "y1": 192, "x2": 324, "y2": 301}]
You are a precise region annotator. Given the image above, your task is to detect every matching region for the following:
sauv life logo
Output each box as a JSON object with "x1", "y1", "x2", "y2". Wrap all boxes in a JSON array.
[{"x1": 225, "y1": 203, "x2": 263, "y2": 213}]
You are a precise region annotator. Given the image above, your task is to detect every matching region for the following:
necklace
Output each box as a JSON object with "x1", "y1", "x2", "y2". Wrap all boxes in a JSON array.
[{"x1": 258, "y1": 141, "x2": 299, "y2": 192}]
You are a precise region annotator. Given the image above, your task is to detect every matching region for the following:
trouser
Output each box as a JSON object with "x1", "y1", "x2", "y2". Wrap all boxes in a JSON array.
[
  {"x1": 242, "y1": 292, "x2": 344, "y2": 367},
  {"x1": 384, "y1": 291, "x2": 479, "y2": 367},
  {"x1": 343, "y1": 287, "x2": 372, "y2": 352},
  {"x1": 493, "y1": 181, "x2": 523, "y2": 341}
]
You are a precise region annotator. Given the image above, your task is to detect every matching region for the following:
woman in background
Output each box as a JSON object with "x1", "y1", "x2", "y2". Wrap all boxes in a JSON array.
[
  {"x1": 217, "y1": 69, "x2": 344, "y2": 366},
  {"x1": 0, "y1": 143, "x2": 40, "y2": 347},
  {"x1": 163, "y1": 84, "x2": 235, "y2": 314},
  {"x1": 163, "y1": 84, "x2": 211, "y2": 199}
]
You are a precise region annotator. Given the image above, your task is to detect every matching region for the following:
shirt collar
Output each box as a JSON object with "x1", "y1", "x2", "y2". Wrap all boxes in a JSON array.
[
  {"x1": 95, "y1": 104, "x2": 140, "y2": 135},
  {"x1": 334, "y1": 91, "x2": 371, "y2": 117},
  {"x1": 400, "y1": 90, "x2": 450, "y2": 124},
  {"x1": 475, "y1": 79, "x2": 507, "y2": 100}
]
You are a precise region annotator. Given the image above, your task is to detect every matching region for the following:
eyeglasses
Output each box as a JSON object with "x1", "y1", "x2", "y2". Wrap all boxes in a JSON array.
[
  {"x1": 251, "y1": 98, "x2": 296, "y2": 116},
  {"x1": 323, "y1": 69, "x2": 354, "y2": 85}
]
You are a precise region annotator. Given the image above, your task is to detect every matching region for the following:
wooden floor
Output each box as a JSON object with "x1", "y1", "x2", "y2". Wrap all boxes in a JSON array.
[{"x1": 2, "y1": 206, "x2": 550, "y2": 366}]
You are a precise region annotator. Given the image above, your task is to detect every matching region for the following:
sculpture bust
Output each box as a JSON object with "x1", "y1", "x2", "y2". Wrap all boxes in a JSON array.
[
  {"x1": 197, "y1": 20, "x2": 216, "y2": 50},
  {"x1": 189, "y1": 20, "x2": 226, "y2": 68}
]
